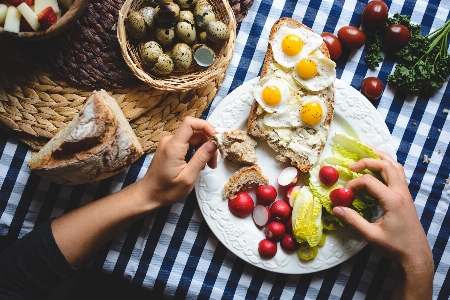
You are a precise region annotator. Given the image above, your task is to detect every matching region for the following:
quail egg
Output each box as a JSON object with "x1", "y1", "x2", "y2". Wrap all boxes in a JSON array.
[
  {"x1": 140, "y1": 6, "x2": 155, "y2": 28},
  {"x1": 155, "y1": 2, "x2": 180, "y2": 23},
  {"x1": 206, "y1": 21, "x2": 229, "y2": 42},
  {"x1": 175, "y1": 0, "x2": 199, "y2": 9},
  {"x1": 156, "y1": 25, "x2": 176, "y2": 47},
  {"x1": 140, "y1": 41, "x2": 164, "y2": 66},
  {"x1": 175, "y1": 21, "x2": 196, "y2": 44},
  {"x1": 194, "y1": 1, "x2": 215, "y2": 28},
  {"x1": 125, "y1": 11, "x2": 147, "y2": 40},
  {"x1": 147, "y1": 0, "x2": 159, "y2": 7},
  {"x1": 193, "y1": 44, "x2": 216, "y2": 67},
  {"x1": 171, "y1": 43, "x2": 193, "y2": 69},
  {"x1": 179, "y1": 10, "x2": 195, "y2": 24},
  {"x1": 198, "y1": 31, "x2": 208, "y2": 43},
  {"x1": 152, "y1": 53, "x2": 174, "y2": 75}
]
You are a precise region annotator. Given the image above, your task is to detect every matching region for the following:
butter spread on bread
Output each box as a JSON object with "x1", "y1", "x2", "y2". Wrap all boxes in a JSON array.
[
  {"x1": 27, "y1": 90, "x2": 143, "y2": 185},
  {"x1": 211, "y1": 130, "x2": 257, "y2": 165},
  {"x1": 247, "y1": 18, "x2": 336, "y2": 172}
]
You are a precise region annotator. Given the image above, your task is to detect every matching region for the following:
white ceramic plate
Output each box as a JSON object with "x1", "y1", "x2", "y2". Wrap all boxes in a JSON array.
[{"x1": 195, "y1": 78, "x2": 396, "y2": 274}]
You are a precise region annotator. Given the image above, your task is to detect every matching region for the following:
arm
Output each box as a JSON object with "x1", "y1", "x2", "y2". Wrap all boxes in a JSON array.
[
  {"x1": 52, "y1": 116, "x2": 218, "y2": 268},
  {"x1": 332, "y1": 151, "x2": 434, "y2": 300}
]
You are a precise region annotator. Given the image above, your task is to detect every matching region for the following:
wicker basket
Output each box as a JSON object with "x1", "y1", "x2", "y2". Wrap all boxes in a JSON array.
[{"x1": 117, "y1": 0, "x2": 237, "y2": 92}]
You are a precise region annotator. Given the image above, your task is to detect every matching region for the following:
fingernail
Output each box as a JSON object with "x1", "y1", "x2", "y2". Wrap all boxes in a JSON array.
[
  {"x1": 333, "y1": 207, "x2": 345, "y2": 218},
  {"x1": 205, "y1": 141, "x2": 217, "y2": 154}
]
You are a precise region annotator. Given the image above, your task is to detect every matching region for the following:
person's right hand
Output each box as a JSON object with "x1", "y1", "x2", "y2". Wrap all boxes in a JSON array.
[{"x1": 332, "y1": 150, "x2": 434, "y2": 299}]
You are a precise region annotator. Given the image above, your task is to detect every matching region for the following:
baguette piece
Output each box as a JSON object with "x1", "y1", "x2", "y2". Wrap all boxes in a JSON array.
[
  {"x1": 223, "y1": 164, "x2": 269, "y2": 199},
  {"x1": 27, "y1": 90, "x2": 144, "y2": 185},
  {"x1": 247, "y1": 18, "x2": 335, "y2": 172},
  {"x1": 211, "y1": 130, "x2": 257, "y2": 165}
]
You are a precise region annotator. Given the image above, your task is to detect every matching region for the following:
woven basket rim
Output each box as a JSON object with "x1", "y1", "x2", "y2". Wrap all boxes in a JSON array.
[{"x1": 117, "y1": 0, "x2": 237, "y2": 92}]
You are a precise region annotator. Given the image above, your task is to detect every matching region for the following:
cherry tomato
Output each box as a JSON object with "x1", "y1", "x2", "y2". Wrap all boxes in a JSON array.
[
  {"x1": 384, "y1": 24, "x2": 410, "y2": 49},
  {"x1": 361, "y1": 1, "x2": 388, "y2": 30},
  {"x1": 361, "y1": 77, "x2": 383, "y2": 100},
  {"x1": 321, "y1": 32, "x2": 342, "y2": 60},
  {"x1": 337, "y1": 26, "x2": 366, "y2": 49}
]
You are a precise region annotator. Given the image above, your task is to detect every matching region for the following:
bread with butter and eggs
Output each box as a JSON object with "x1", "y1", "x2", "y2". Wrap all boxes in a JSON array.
[{"x1": 247, "y1": 18, "x2": 336, "y2": 173}]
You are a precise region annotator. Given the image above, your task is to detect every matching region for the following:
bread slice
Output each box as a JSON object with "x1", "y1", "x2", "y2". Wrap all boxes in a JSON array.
[
  {"x1": 223, "y1": 164, "x2": 269, "y2": 199},
  {"x1": 211, "y1": 130, "x2": 257, "y2": 165},
  {"x1": 27, "y1": 90, "x2": 144, "y2": 185},
  {"x1": 247, "y1": 18, "x2": 335, "y2": 173}
]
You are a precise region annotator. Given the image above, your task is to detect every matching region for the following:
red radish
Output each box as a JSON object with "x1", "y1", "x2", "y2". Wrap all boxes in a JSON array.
[
  {"x1": 330, "y1": 188, "x2": 355, "y2": 206},
  {"x1": 258, "y1": 239, "x2": 277, "y2": 259},
  {"x1": 228, "y1": 192, "x2": 254, "y2": 218},
  {"x1": 319, "y1": 166, "x2": 339, "y2": 187},
  {"x1": 284, "y1": 217, "x2": 293, "y2": 234},
  {"x1": 256, "y1": 185, "x2": 277, "y2": 205},
  {"x1": 286, "y1": 185, "x2": 301, "y2": 207},
  {"x1": 280, "y1": 233, "x2": 300, "y2": 252},
  {"x1": 252, "y1": 204, "x2": 270, "y2": 227},
  {"x1": 265, "y1": 221, "x2": 285, "y2": 242},
  {"x1": 270, "y1": 200, "x2": 291, "y2": 221},
  {"x1": 277, "y1": 167, "x2": 299, "y2": 187}
]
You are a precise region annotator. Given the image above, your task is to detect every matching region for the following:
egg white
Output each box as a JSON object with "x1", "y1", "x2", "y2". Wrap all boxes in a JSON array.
[
  {"x1": 253, "y1": 76, "x2": 295, "y2": 113},
  {"x1": 292, "y1": 56, "x2": 336, "y2": 92},
  {"x1": 270, "y1": 26, "x2": 324, "y2": 69}
]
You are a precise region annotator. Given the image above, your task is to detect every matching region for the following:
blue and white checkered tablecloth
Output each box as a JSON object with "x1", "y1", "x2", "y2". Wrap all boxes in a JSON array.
[{"x1": 1, "y1": 0, "x2": 449, "y2": 299}]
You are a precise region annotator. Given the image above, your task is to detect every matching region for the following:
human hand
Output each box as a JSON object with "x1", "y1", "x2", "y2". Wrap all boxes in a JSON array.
[
  {"x1": 137, "y1": 117, "x2": 218, "y2": 207},
  {"x1": 332, "y1": 151, "x2": 433, "y2": 273}
]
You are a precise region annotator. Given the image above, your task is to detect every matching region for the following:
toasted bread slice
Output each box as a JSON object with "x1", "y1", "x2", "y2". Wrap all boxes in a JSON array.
[
  {"x1": 223, "y1": 164, "x2": 269, "y2": 199},
  {"x1": 247, "y1": 18, "x2": 335, "y2": 172}
]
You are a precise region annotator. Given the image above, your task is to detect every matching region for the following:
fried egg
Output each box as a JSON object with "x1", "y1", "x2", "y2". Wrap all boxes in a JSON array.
[
  {"x1": 299, "y1": 95, "x2": 328, "y2": 127},
  {"x1": 270, "y1": 26, "x2": 324, "y2": 68},
  {"x1": 253, "y1": 76, "x2": 294, "y2": 113},
  {"x1": 292, "y1": 57, "x2": 336, "y2": 92}
]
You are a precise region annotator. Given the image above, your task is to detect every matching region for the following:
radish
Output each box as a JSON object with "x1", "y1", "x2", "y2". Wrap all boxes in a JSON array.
[
  {"x1": 256, "y1": 185, "x2": 277, "y2": 206},
  {"x1": 319, "y1": 165, "x2": 339, "y2": 187},
  {"x1": 286, "y1": 185, "x2": 302, "y2": 207},
  {"x1": 270, "y1": 200, "x2": 291, "y2": 221},
  {"x1": 228, "y1": 191, "x2": 254, "y2": 218},
  {"x1": 284, "y1": 217, "x2": 293, "y2": 234},
  {"x1": 329, "y1": 188, "x2": 355, "y2": 207},
  {"x1": 265, "y1": 221, "x2": 285, "y2": 242},
  {"x1": 252, "y1": 204, "x2": 270, "y2": 227},
  {"x1": 280, "y1": 233, "x2": 300, "y2": 252},
  {"x1": 258, "y1": 239, "x2": 277, "y2": 259},
  {"x1": 277, "y1": 166, "x2": 299, "y2": 187}
]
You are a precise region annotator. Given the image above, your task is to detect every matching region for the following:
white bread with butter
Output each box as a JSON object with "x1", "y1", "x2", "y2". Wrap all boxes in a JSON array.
[
  {"x1": 27, "y1": 90, "x2": 144, "y2": 185},
  {"x1": 247, "y1": 18, "x2": 335, "y2": 172}
]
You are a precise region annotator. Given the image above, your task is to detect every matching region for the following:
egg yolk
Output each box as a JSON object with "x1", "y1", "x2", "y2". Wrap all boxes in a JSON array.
[
  {"x1": 301, "y1": 101, "x2": 323, "y2": 125},
  {"x1": 282, "y1": 34, "x2": 303, "y2": 56},
  {"x1": 262, "y1": 86, "x2": 282, "y2": 106},
  {"x1": 297, "y1": 59, "x2": 317, "y2": 79}
]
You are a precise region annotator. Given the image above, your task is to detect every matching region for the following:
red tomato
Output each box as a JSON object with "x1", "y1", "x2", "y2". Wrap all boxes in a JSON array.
[
  {"x1": 361, "y1": 77, "x2": 383, "y2": 100},
  {"x1": 384, "y1": 24, "x2": 410, "y2": 49},
  {"x1": 361, "y1": 1, "x2": 389, "y2": 30},
  {"x1": 338, "y1": 26, "x2": 366, "y2": 49},
  {"x1": 321, "y1": 32, "x2": 342, "y2": 60}
]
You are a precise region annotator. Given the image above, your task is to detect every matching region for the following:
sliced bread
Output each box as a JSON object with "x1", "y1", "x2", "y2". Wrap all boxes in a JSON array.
[
  {"x1": 211, "y1": 130, "x2": 257, "y2": 165},
  {"x1": 223, "y1": 164, "x2": 269, "y2": 199}
]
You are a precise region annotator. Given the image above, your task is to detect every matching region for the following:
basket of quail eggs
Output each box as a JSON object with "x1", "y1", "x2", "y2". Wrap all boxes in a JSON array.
[{"x1": 118, "y1": 0, "x2": 237, "y2": 92}]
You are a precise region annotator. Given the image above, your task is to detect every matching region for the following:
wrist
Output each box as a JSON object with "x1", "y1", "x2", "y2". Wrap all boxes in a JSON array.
[{"x1": 128, "y1": 180, "x2": 161, "y2": 213}]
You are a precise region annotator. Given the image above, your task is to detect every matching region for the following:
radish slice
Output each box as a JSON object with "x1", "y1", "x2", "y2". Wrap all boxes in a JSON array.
[
  {"x1": 286, "y1": 185, "x2": 302, "y2": 207},
  {"x1": 252, "y1": 204, "x2": 270, "y2": 227},
  {"x1": 278, "y1": 167, "x2": 299, "y2": 187}
]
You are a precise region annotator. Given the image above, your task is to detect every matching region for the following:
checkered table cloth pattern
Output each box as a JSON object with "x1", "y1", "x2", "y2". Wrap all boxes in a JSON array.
[{"x1": 1, "y1": 0, "x2": 449, "y2": 299}]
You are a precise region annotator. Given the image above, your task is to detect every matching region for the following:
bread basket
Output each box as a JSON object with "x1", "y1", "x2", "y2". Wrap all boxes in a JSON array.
[{"x1": 117, "y1": 0, "x2": 237, "y2": 92}]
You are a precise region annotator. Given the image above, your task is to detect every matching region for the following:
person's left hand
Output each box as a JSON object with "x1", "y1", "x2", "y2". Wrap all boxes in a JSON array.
[{"x1": 136, "y1": 116, "x2": 218, "y2": 207}]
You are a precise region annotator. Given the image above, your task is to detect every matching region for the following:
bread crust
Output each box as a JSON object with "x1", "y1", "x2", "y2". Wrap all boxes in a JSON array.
[
  {"x1": 223, "y1": 164, "x2": 269, "y2": 199},
  {"x1": 247, "y1": 18, "x2": 334, "y2": 173}
]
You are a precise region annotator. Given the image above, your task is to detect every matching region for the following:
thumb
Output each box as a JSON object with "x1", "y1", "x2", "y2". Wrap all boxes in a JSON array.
[
  {"x1": 333, "y1": 206, "x2": 373, "y2": 238},
  {"x1": 185, "y1": 141, "x2": 217, "y2": 176}
]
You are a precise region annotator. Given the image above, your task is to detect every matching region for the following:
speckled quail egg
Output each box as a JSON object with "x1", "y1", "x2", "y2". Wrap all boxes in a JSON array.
[
  {"x1": 156, "y1": 25, "x2": 176, "y2": 47},
  {"x1": 155, "y1": 2, "x2": 180, "y2": 23},
  {"x1": 193, "y1": 44, "x2": 216, "y2": 67},
  {"x1": 198, "y1": 31, "x2": 208, "y2": 43},
  {"x1": 175, "y1": 0, "x2": 199, "y2": 9},
  {"x1": 125, "y1": 11, "x2": 147, "y2": 40},
  {"x1": 139, "y1": 7, "x2": 155, "y2": 28},
  {"x1": 206, "y1": 20, "x2": 229, "y2": 42},
  {"x1": 175, "y1": 21, "x2": 196, "y2": 44},
  {"x1": 140, "y1": 41, "x2": 164, "y2": 66},
  {"x1": 179, "y1": 10, "x2": 195, "y2": 24},
  {"x1": 152, "y1": 53, "x2": 174, "y2": 74},
  {"x1": 194, "y1": 1, "x2": 215, "y2": 28},
  {"x1": 171, "y1": 43, "x2": 193, "y2": 69}
]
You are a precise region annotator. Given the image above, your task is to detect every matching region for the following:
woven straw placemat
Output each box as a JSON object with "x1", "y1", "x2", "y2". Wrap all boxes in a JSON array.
[{"x1": 0, "y1": 0, "x2": 251, "y2": 153}]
